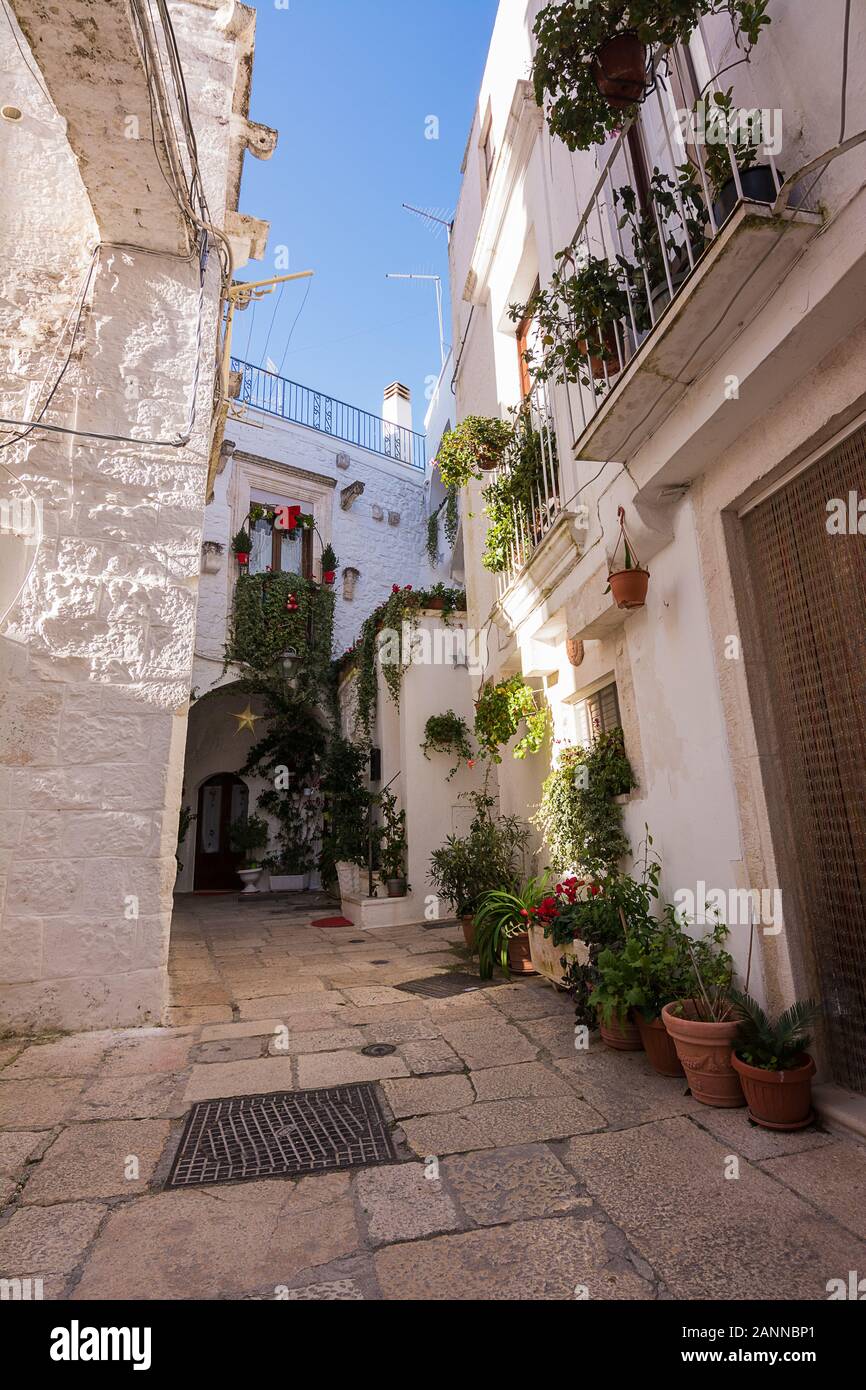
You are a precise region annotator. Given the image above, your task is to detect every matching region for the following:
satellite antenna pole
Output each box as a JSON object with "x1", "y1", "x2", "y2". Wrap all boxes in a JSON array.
[{"x1": 386, "y1": 273, "x2": 447, "y2": 371}]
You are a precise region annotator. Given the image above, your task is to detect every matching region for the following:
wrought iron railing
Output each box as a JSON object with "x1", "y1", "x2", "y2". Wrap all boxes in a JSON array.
[
  {"x1": 551, "y1": 33, "x2": 797, "y2": 442},
  {"x1": 230, "y1": 358, "x2": 426, "y2": 470},
  {"x1": 496, "y1": 382, "x2": 562, "y2": 599}
]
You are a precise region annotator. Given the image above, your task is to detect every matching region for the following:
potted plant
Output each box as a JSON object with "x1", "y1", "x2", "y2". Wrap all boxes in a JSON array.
[
  {"x1": 512, "y1": 253, "x2": 629, "y2": 393},
  {"x1": 693, "y1": 88, "x2": 779, "y2": 226},
  {"x1": 430, "y1": 792, "x2": 529, "y2": 947},
  {"x1": 481, "y1": 406, "x2": 559, "y2": 574},
  {"x1": 662, "y1": 922, "x2": 744, "y2": 1106},
  {"x1": 376, "y1": 788, "x2": 408, "y2": 898},
  {"x1": 429, "y1": 792, "x2": 529, "y2": 948},
  {"x1": 435, "y1": 416, "x2": 514, "y2": 489},
  {"x1": 606, "y1": 507, "x2": 649, "y2": 610},
  {"x1": 614, "y1": 168, "x2": 706, "y2": 330},
  {"x1": 229, "y1": 814, "x2": 269, "y2": 894},
  {"x1": 321, "y1": 543, "x2": 338, "y2": 586},
  {"x1": 531, "y1": 1, "x2": 771, "y2": 152},
  {"x1": 321, "y1": 736, "x2": 371, "y2": 900},
  {"x1": 421, "y1": 711, "x2": 474, "y2": 781},
  {"x1": 265, "y1": 814, "x2": 314, "y2": 892},
  {"x1": 475, "y1": 874, "x2": 553, "y2": 979},
  {"x1": 474, "y1": 676, "x2": 550, "y2": 765},
  {"x1": 729, "y1": 992, "x2": 819, "y2": 1130},
  {"x1": 231, "y1": 528, "x2": 252, "y2": 568}
]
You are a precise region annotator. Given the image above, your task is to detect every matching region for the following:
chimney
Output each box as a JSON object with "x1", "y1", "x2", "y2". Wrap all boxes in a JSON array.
[{"x1": 382, "y1": 382, "x2": 413, "y2": 434}]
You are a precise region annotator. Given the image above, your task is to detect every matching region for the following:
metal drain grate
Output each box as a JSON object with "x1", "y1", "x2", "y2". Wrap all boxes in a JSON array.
[
  {"x1": 396, "y1": 973, "x2": 494, "y2": 1000},
  {"x1": 166, "y1": 1083, "x2": 397, "y2": 1189}
]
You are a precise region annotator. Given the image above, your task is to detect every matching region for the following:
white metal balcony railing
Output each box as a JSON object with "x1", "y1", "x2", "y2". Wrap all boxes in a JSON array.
[
  {"x1": 560, "y1": 32, "x2": 794, "y2": 441},
  {"x1": 495, "y1": 380, "x2": 562, "y2": 600}
]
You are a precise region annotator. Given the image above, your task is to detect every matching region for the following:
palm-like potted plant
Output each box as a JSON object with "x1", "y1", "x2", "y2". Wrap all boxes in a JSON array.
[
  {"x1": 531, "y1": 2, "x2": 771, "y2": 152},
  {"x1": 429, "y1": 793, "x2": 529, "y2": 947},
  {"x1": 475, "y1": 874, "x2": 553, "y2": 979},
  {"x1": 229, "y1": 814, "x2": 269, "y2": 893},
  {"x1": 320, "y1": 543, "x2": 338, "y2": 586},
  {"x1": 729, "y1": 992, "x2": 819, "y2": 1130}
]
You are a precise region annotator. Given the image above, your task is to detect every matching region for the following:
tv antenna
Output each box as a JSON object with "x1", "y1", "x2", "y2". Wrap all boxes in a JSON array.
[{"x1": 385, "y1": 273, "x2": 448, "y2": 371}]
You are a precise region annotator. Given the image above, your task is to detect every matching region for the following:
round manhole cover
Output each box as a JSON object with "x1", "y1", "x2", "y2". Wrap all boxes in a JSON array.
[{"x1": 361, "y1": 1044, "x2": 397, "y2": 1058}]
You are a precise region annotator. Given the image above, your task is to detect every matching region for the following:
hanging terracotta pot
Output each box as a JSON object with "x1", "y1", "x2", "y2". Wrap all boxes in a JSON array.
[
  {"x1": 592, "y1": 32, "x2": 647, "y2": 109},
  {"x1": 608, "y1": 567, "x2": 650, "y2": 609},
  {"x1": 731, "y1": 1052, "x2": 816, "y2": 1131}
]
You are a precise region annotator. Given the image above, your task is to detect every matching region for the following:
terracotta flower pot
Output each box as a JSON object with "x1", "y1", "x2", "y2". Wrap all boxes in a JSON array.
[
  {"x1": 462, "y1": 915, "x2": 476, "y2": 950},
  {"x1": 662, "y1": 1002, "x2": 745, "y2": 1108},
  {"x1": 592, "y1": 31, "x2": 647, "y2": 109},
  {"x1": 507, "y1": 932, "x2": 536, "y2": 975},
  {"x1": 578, "y1": 326, "x2": 621, "y2": 380},
  {"x1": 426, "y1": 597, "x2": 446, "y2": 610},
  {"x1": 636, "y1": 1010, "x2": 684, "y2": 1077},
  {"x1": 608, "y1": 567, "x2": 649, "y2": 610},
  {"x1": 477, "y1": 451, "x2": 503, "y2": 473},
  {"x1": 598, "y1": 1008, "x2": 643, "y2": 1052},
  {"x1": 731, "y1": 1052, "x2": 816, "y2": 1131}
]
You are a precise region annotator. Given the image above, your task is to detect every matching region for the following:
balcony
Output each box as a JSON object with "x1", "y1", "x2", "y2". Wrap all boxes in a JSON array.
[
  {"x1": 541, "y1": 99, "x2": 821, "y2": 470},
  {"x1": 492, "y1": 383, "x2": 564, "y2": 601},
  {"x1": 230, "y1": 358, "x2": 427, "y2": 470}
]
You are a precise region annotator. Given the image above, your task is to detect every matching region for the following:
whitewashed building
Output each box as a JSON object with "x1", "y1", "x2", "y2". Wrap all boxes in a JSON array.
[
  {"x1": 446, "y1": 0, "x2": 866, "y2": 1123},
  {"x1": 0, "y1": 0, "x2": 276, "y2": 1031}
]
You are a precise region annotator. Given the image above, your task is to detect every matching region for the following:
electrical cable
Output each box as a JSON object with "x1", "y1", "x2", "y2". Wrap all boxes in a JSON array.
[
  {"x1": 259, "y1": 282, "x2": 285, "y2": 369},
  {"x1": 276, "y1": 277, "x2": 313, "y2": 376},
  {"x1": 0, "y1": 0, "x2": 54, "y2": 107},
  {"x1": 840, "y1": 0, "x2": 852, "y2": 144}
]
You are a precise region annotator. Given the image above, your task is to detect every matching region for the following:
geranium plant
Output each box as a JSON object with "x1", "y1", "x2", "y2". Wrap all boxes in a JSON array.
[{"x1": 532, "y1": 1, "x2": 771, "y2": 153}]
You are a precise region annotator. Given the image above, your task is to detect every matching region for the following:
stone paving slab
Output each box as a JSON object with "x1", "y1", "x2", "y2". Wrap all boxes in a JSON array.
[
  {"x1": 373, "y1": 1215, "x2": 655, "y2": 1300},
  {"x1": 0, "y1": 1131, "x2": 46, "y2": 1173},
  {"x1": 0, "y1": 1200, "x2": 106, "y2": 1277},
  {"x1": 21, "y1": 1120, "x2": 170, "y2": 1203},
  {"x1": 3, "y1": 1033, "x2": 114, "y2": 1079},
  {"x1": 436, "y1": 1017, "x2": 539, "y2": 1069},
  {"x1": 354, "y1": 1163, "x2": 462, "y2": 1246},
  {"x1": 72, "y1": 1175, "x2": 360, "y2": 1300},
  {"x1": 0, "y1": 1078, "x2": 86, "y2": 1129},
  {"x1": 183, "y1": 1056, "x2": 296, "y2": 1104},
  {"x1": 400, "y1": 1095, "x2": 606, "y2": 1156},
  {"x1": 383, "y1": 1074, "x2": 474, "y2": 1119},
  {"x1": 399, "y1": 1038, "x2": 464, "y2": 1076},
  {"x1": 562, "y1": 1117, "x2": 866, "y2": 1301},
  {"x1": 761, "y1": 1142, "x2": 866, "y2": 1241},
  {"x1": 552, "y1": 1050, "x2": 700, "y2": 1128},
  {"x1": 470, "y1": 1061, "x2": 575, "y2": 1102},
  {"x1": 73, "y1": 1075, "x2": 184, "y2": 1122},
  {"x1": 444, "y1": 1143, "x2": 592, "y2": 1226},
  {"x1": 295, "y1": 1049, "x2": 409, "y2": 1089}
]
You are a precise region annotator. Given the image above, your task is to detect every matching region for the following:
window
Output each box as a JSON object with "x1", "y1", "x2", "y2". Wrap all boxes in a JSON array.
[
  {"x1": 576, "y1": 682, "x2": 622, "y2": 745},
  {"x1": 248, "y1": 495, "x2": 313, "y2": 578},
  {"x1": 480, "y1": 109, "x2": 495, "y2": 196},
  {"x1": 515, "y1": 280, "x2": 540, "y2": 400}
]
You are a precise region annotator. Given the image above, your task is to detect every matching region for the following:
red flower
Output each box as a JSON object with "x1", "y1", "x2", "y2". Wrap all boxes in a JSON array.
[
  {"x1": 467, "y1": 759, "x2": 476, "y2": 769},
  {"x1": 589, "y1": 884, "x2": 601, "y2": 897},
  {"x1": 539, "y1": 896, "x2": 559, "y2": 920},
  {"x1": 392, "y1": 585, "x2": 401, "y2": 594},
  {"x1": 404, "y1": 585, "x2": 413, "y2": 592}
]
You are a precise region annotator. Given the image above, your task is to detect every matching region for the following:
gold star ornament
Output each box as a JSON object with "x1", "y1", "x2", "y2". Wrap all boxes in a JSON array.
[{"x1": 233, "y1": 704, "x2": 261, "y2": 735}]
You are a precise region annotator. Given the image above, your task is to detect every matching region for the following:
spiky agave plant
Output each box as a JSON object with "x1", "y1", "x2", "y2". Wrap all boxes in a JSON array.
[
  {"x1": 474, "y1": 873, "x2": 552, "y2": 980},
  {"x1": 730, "y1": 990, "x2": 820, "y2": 1071}
]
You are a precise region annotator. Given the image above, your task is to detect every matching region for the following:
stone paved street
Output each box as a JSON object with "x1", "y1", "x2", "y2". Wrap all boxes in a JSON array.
[{"x1": 1, "y1": 895, "x2": 865, "y2": 1301}]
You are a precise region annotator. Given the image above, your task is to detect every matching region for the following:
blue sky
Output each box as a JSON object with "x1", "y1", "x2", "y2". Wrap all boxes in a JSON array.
[{"x1": 234, "y1": 0, "x2": 498, "y2": 431}]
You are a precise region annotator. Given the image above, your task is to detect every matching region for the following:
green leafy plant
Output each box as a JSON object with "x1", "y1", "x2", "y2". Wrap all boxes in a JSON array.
[
  {"x1": 511, "y1": 252, "x2": 630, "y2": 394},
  {"x1": 474, "y1": 677, "x2": 550, "y2": 764},
  {"x1": 226, "y1": 572, "x2": 335, "y2": 705},
  {"x1": 475, "y1": 873, "x2": 552, "y2": 980},
  {"x1": 426, "y1": 511, "x2": 441, "y2": 566},
  {"x1": 229, "y1": 814, "x2": 269, "y2": 867},
  {"x1": 613, "y1": 167, "x2": 706, "y2": 329},
  {"x1": 689, "y1": 88, "x2": 765, "y2": 199},
  {"x1": 375, "y1": 787, "x2": 407, "y2": 882},
  {"x1": 531, "y1": 1, "x2": 771, "y2": 153},
  {"x1": 429, "y1": 792, "x2": 530, "y2": 920},
  {"x1": 481, "y1": 406, "x2": 560, "y2": 574},
  {"x1": 730, "y1": 992, "x2": 819, "y2": 1071},
  {"x1": 669, "y1": 918, "x2": 737, "y2": 1022},
  {"x1": 231, "y1": 527, "x2": 252, "y2": 556},
  {"x1": 321, "y1": 542, "x2": 338, "y2": 573},
  {"x1": 444, "y1": 487, "x2": 460, "y2": 547},
  {"x1": 421, "y1": 711, "x2": 474, "y2": 780},
  {"x1": 320, "y1": 736, "x2": 371, "y2": 876},
  {"x1": 435, "y1": 416, "x2": 514, "y2": 490},
  {"x1": 534, "y1": 729, "x2": 635, "y2": 877}
]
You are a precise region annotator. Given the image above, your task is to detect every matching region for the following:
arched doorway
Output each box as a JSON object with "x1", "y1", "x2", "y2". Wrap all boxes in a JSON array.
[{"x1": 194, "y1": 774, "x2": 250, "y2": 891}]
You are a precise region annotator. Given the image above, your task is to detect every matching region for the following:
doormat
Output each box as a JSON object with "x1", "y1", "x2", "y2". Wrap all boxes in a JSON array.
[
  {"x1": 396, "y1": 973, "x2": 500, "y2": 1000},
  {"x1": 312, "y1": 916, "x2": 354, "y2": 928},
  {"x1": 166, "y1": 1083, "x2": 397, "y2": 1189}
]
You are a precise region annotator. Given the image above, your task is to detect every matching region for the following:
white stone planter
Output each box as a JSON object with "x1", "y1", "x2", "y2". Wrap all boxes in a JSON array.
[
  {"x1": 201, "y1": 544, "x2": 224, "y2": 575},
  {"x1": 237, "y1": 868, "x2": 263, "y2": 895},
  {"x1": 336, "y1": 862, "x2": 361, "y2": 898},
  {"x1": 270, "y1": 873, "x2": 310, "y2": 893}
]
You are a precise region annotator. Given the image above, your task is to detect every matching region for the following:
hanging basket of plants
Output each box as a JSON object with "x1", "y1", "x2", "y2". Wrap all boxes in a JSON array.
[
  {"x1": 436, "y1": 416, "x2": 515, "y2": 489},
  {"x1": 592, "y1": 31, "x2": 647, "y2": 108},
  {"x1": 606, "y1": 507, "x2": 650, "y2": 610}
]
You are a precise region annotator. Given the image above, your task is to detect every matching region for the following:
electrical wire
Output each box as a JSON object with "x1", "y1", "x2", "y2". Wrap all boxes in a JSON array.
[
  {"x1": 259, "y1": 282, "x2": 285, "y2": 369},
  {"x1": 276, "y1": 278, "x2": 313, "y2": 376},
  {"x1": 840, "y1": 0, "x2": 852, "y2": 144},
  {"x1": 0, "y1": 0, "x2": 54, "y2": 107}
]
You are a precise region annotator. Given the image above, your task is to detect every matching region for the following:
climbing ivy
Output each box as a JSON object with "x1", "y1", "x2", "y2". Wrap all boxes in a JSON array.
[
  {"x1": 226, "y1": 572, "x2": 335, "y2": 705},
  {"x1": 533, "y1": 728, "x2": 636, "y2": 877},
  {"x1": 474, "y1": 677, "x2": 550, "y2": 764}
]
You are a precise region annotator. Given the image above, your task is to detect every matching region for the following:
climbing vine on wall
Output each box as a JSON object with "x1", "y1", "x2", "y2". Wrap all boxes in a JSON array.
[{"x1": 227, "y1": 572, "x2": 335, "y2": 704}]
